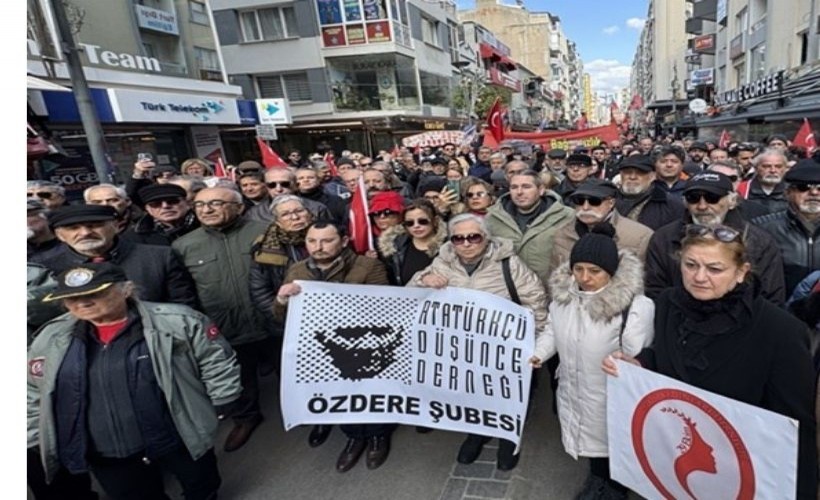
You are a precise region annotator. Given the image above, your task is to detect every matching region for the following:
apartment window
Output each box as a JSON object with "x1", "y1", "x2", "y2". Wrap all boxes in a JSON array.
[
  {"x1": 240, "y1": 7, "x2": 297, "y2": 42},
  {"x1": 194, "y1": 47, "x2": 220, "y2": 71},
  {"x1": 258, "y1": 73, "x2": 312, "y2": 102},
  {"x1": 189, "y1": 1, "x2": 209, "y2": 25},
  {"x1": 421, "y1": 17, "x2": 439, "y2": 47},
  {"x1": 750, "y1": 44, "x2": 765, "y2": 80}
]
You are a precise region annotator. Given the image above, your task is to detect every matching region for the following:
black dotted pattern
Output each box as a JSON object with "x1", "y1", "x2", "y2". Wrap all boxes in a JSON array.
[{"x1": 294, "y1": 291, "x2": 417, "y2": 384}]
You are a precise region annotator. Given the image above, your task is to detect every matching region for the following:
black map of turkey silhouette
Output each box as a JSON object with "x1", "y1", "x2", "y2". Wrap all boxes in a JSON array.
[{"x1": 315, "y1": 324, "x2": 403, "y2": 380}]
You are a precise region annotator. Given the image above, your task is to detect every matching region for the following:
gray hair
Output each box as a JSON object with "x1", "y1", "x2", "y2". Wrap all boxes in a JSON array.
[
  {"x1": 270, "y1": 194, "x2": 308, "y2": 221},
  {"x1": 27, "y1": 180, "x2": 65, "y2": 196},
  {"x1": 83, "y1": 183, "x2": 127, "y2": 202},
  {"x1": 448, "y1": 213, "x2": 490, "y2": 236},
  {"x1": 489, "y1": 152, "x2": 506, "y2": 161},
  {"x1": 265, "y1": 168, "x2": 296, "y2": 183},
  {"x1": 753, "y1": 148, "x2": 787, "y2": 167}
]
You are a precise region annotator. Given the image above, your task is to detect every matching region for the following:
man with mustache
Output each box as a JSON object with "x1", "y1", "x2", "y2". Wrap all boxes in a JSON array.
[
  {"x1": 741, "y1": 148, "x2": 790, "y2": 214},
  {"x1": 753, "y1": 160, "x2": 820, "y2": 296},
  {"x1": 550, "y1": 179, "x2": 653, "y2": 271}
]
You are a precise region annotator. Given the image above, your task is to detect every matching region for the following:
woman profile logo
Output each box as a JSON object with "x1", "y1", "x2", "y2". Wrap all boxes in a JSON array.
[{"x1": 662, "y1": 407, "x2": 717, "y2": 498}]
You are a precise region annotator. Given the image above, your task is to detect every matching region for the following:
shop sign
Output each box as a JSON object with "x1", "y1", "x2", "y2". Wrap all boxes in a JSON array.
[
  {"x1": 423, "y1": 121, "x2": 445, "y2": 130},
  {"x1": 690, "y1": 68, "x2": 714, "y2": 86},
  {"x1": 81, "y1": 44, "x2": 161, "y2": 73},
  {"x1": 322, "y1": 26, "x2": 347, "y2": 47},
  {"x1": 694, "y1": 34, "x2": 715, "y2": 53},
  {"x1": 107, "y1": 89, "x2": 240, "y2": 124},
  {"x1": 488, "y1": 68, "x2": 521, "y2": 92},
  {"x1": 256, "y1": 98, "x2": 293, "y2": 125},
  {"x1": 256, "y1": 124, "x2": 278, "y2": 140},
  {"x1": 366, "y1": 21, "x2": 391, "y2": 42},
  {"x1": 347, "y1": 24, "x2": 366, "y2": 44},
  {"x1": 714, "y1": 70, "x2": 784, "y2": 106},
  {"x1": 190, "y1": 125, "x2": 226, "y2": 163},
  {"x1": 135, "y1": 5, "x2": 179, "y2": 35}
]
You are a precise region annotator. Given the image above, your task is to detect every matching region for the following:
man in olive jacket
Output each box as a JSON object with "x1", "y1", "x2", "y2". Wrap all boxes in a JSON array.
[
  {"x1": 172, "y1": 187, "x2": 268, "y2": 452},
  {"x1": 485, "y1": 170, "x2": 574, "y2": 289}
]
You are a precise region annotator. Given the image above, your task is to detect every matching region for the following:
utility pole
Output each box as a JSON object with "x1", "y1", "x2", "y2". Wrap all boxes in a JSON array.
[
  {"x1": 670, "y1": 64, "x2": 680, "y2": 138},
  {"x1": 51, "y1": 0, "x2": 111, "y2": 182}
]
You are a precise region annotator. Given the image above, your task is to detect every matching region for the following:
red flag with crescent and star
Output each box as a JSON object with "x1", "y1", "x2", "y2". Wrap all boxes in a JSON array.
[
  {"x1": 256, "y1": 137, "x2": 289, "y2": 169},
  {"x1": 718, "y1": 129, "x2": 731, "y2": 149},
  {"x1": 793, "y1": 118, "x2": 817, "y2": 153},
  {"x1": 486, "y1": 98, "x2": 505, "y2": 144}
]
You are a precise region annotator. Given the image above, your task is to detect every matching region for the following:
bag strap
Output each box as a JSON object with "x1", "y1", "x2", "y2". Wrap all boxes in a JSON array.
[
  {"x1": 501, "y1": 257, "x2": 521, "y2": 305},
  {"x1": 618, "y1": 302, "x2": 632, "y2": 351}
]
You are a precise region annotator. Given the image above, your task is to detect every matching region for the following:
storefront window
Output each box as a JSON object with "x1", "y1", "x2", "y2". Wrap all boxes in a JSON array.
[
  {"x1": 328, "y1": 54, "x2": 419, "y2": 111},
  {"x1": 316, "y1": 0, "x2": 411, "y2": 47}
]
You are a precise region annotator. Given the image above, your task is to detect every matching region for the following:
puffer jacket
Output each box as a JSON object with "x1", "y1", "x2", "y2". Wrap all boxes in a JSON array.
[
  {"x1": 753, "y1": 208, "x2": 820, "y2": 297},
  {"x1": 28, "y1": 300, "x2": 241, "y2": 483},
  {"x1": 485, "y1": 192, "x2": 575, "y2": 288},
  {"x1": 407, "y1": 237, "x2": 548, "y2": 334},
  {"x1": 534, "y1": 250, "x2": 654, "y2": 459},
  {"x1": 377, "y1": 220, "x2": 448, "y2": 285},
  {"x1": 172, "y1": 219, "x2": 269, "y2": 345},
  {"x1": 549, "y1": 210, "x2": 653, "y2": 272}
]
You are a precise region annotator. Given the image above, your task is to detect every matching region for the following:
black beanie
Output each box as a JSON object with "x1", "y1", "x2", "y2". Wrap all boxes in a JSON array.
[{"x1": 569, "y1": 222, "x2": 619, "y2": 276}]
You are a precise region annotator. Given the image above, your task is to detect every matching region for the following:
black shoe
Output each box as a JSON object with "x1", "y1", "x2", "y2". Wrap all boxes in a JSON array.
[
  {"x1": 336, "y1": 438, "x2": 366, "y2": 473},
  {"x1": 308, "y1": 425, "x2": 332, "y2": 448},
  {"x1": 456, "y1": 435, "x2": 491, "y2": 465},
  {"x1": 223, "y1": 415, "x2": 263, "y2": 452},
  {"x1": 365, "y1": 435, "x2": 391, "y2": 470},
  {"x1": 415, "y1": 426, "x2": 433, "y2": 434},
  {"x1": 496, "y1": 440, "x2": 520, "y2": 471}
]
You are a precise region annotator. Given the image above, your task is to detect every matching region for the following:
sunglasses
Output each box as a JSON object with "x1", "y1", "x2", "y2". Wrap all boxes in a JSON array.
[
  {"x1": 403, "y1": 218, "x2": 431, "y2": 227},
  {"x1": 371, "y1": 209, "x2": 399, "y2": 218},
  {"x1": 27, "y1": 191, "x2": 54, "y2": 199},
  {"x1": 465, "y1": 191, "x2": 490, "y2": 199},
  {"x1": 685, "y1": 224, "x2": 741, "y2": 243},
  {"x1": 792, "y1": 183, "x2": 820, "y2": 192},
  {"x1": 683, "y1": 191, "x2": 723, "y2": 205},
  {"x1": 146, "y1": 198, "x2": 183, "y2": 208},
  {"x1": 726, "y1": 175, "x2": 739, "y2": 183},
  {"x1": 450, "y1": 233, "x2": 484, "y2": 246},
  {"x1": 266, "y1": 181, "x2": 292, "y2": 189},
  {"x1": 570, "y1": 196, "x2": 604, "y2": 207}
]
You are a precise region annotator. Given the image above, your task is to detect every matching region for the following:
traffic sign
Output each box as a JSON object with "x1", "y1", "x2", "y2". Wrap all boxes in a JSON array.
[{"x1": 256, "y1": 124, "x2": 278, "y2": 140}]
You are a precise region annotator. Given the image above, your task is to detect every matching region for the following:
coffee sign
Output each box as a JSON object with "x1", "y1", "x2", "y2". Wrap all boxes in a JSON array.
[{"x1": 714, "y1": 71, "x2": 784, "y2": 107}]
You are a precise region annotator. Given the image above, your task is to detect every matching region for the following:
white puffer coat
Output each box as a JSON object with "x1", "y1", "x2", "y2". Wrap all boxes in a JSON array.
[{"x1": 534, "y1": 250, "x2": 654, "y2": 459}]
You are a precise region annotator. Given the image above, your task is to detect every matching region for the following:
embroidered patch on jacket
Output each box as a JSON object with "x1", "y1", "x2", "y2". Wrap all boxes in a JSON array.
[
  {"x1": 29, "y1": 357, "x2": 45, "y2": 378},
  {"x1": 206, "y1": 324, "x2": 221, "y2": 341}
]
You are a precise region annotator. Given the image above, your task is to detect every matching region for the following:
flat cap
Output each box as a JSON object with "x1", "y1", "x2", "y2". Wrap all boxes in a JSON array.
[
  {"x1": 138, "y1": 184, "x2": 188, "y2": 204},
  {"x1": 571, "y1": 179, "x2": 619, "y2": 199},
  {"x1": 547, "y1": 148, "x2": 567, "y2": 159},
  {"x1": 48, "y1": 205, "x2": 117, "y2": 228},
  {"x1": 566, "y1": 154, "x2": 593, "y2": 166},
  {"x1": 785, "y1": 159, "x2": 820, "y2": 183},
  {"x1": 618, "y1": 155, "x2": 655, "y2": 172}
]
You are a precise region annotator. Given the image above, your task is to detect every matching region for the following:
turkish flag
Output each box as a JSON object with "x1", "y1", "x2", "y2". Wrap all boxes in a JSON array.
[
  {"x1": 213, "y1": 157, "x2": 232, "y2": 180},
  {"x1": 486, "y1": 98, "x2": 505, "y2": 143},
  {"x1": 256, "y1": 137, "x2": 289, "y2": 168},
  {"x1": 793, "y1": 118, "x2": 817, "y2": 153},
  {"x1": 347, "y1": 174, "x2": 373, "y2": 254},
  {"x1": 718, "y1": 129, "x2": 731, "y2": 149},
  {"x1": 323, "y1": 152, "x2": 339, "y2": 177}
]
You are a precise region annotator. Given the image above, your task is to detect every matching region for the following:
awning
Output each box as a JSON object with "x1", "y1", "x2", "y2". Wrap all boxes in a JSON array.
[{"x1": 27, "y1": 75, "x2": 71, "y2": 92}]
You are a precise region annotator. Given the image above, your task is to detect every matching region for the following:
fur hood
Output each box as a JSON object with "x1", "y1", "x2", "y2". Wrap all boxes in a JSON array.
[
  {"x1": 549, "y1": 250, "x2": 645, "y2": 322},
  {"x1": 377, "y1": 219, "x2": 448, "y2": 258}
]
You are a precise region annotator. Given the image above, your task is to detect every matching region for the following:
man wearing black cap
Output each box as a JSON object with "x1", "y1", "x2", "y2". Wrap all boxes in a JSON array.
[
  {"x1": 753, "y1": 159, "x2": 820, "y2": 296},
  {"x1": 645, "y1": 171, "x2": 785, "y2": 304},
  {"x1": 614, "y1": 155, "x2": 686, "y2": 230},
  {"x1": 545, "y1": 148, "x2": 567, "y2": 179},
  {"x1": 123, "y1": 184, "x2": 199, "y2": 246},
  {"x1": 45, "y1": 205, "x2": 198, "y2": 309},
  {"x1": 685, "y1": 141, "x2": 709, "y2": 174},
  {"x1": 551, "y1": 179, "x2": 654, "y2": 271},
  {"x1": 554, "y1": 154, "x2": 594, "y2": 203},
  {"x1": 28, "y1": 262, "x2": 241, "y2": 500}
]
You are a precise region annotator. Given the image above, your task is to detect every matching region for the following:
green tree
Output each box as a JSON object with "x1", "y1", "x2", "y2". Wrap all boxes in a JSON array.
[{"x1": 476, "y1": 86, "x2": 512, "y2": 119}]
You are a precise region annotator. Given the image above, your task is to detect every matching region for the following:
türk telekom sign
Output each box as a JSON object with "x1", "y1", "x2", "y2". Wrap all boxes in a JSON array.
[
  {"x1": 106, "y1": 89, "x2": 241, "y2": 124},
  {"x1": 714, "y1": 70, "x2": 785, "y2": 107}
]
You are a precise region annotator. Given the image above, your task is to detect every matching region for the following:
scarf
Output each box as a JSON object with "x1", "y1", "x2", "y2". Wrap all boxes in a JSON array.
[{"x1": 253, "y1": 224, "x2": 307, "y2": 266}]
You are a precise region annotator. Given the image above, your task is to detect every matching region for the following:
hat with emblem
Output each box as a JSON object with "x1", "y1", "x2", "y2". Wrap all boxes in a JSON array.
[
  {"x1": 683, "y1": 171, "x2": 734, "y2": 196},
  {"x1": 43, "y1": 262, "x2": 129, "y2": 302}
]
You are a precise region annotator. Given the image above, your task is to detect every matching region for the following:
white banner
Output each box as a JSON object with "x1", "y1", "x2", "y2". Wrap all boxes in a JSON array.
[
  {"x1": 281, "y1": 281, "x2": 534, "y2": 446},
  {"x1": 607, "y1": 361, "x2": 798, "y2": 500}
]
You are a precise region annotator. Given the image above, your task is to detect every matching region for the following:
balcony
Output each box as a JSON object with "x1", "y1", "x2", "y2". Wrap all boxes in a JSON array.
[
  {"x1": 729, "y1": 33, "x2": 745, "y2": 59},
  {"x1": 748, "y1": 18, "x2": 766, "y2": 48},
  {"x1": 692, "y1": 0, "x2": 717, "y2": 21},
  {"x1": 686, "y1": 17, "x2": 705, "y2": 35}
]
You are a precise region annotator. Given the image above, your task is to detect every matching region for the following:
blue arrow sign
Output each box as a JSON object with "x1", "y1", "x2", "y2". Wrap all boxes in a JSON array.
[{"x1": 265, "y1": 103, "x2": 280, "y2": 116}]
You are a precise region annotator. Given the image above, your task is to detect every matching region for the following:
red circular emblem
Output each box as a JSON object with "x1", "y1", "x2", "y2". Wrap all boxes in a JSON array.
[
  {"x1": 29, "y1": 358, "x2": 45, "y2": 378},
  {"x1": 631, "y1": 388, "x2": 755, "y2": 499},
  {"x1": 206, "y1": 324, "x2": 220, "y2": 340}
]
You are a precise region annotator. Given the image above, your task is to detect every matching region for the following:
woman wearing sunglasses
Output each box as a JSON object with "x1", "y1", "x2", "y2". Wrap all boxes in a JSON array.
[
  {"x1": 408, "y1": 213, "x2": 548, "y2": 471},
  {"x1": 459, "y1": 177, "x2": 495, "y2": 217},
  {"x1": 377, "y1": 199, "x2": 447, "y2": 286},
  {"x1": 604, "y1": 224, "x2": 817, "y2": 499},
  {"x1": 530, "y1": 224, "x2": 654, "y2": 499}
]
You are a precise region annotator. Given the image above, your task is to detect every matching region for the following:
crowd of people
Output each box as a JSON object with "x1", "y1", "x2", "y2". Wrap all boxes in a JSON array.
[{"x1": 26, "y1": 134, "x2": 820, "y2": 499}]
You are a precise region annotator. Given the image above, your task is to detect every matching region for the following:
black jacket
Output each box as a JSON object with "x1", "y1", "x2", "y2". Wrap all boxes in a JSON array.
[
  {"x1": 121, "y1": 211, "x2": 199, "y2": 246},
  {"x1": 746, "y1": 178, "x2": 789, "y2": 214},
  {"x1": 644, "y1": 209, "x2": 786, "y2": 305},
  {"x1": 299, "y1": 188, "x2": 348, "y2": 224},
  {"x1": 248, "y1": 241, "x2": 307, "y2": 337},
  {"x1": 642, "y1": 286, "x2": 816, "y2": 499},
  {"x1": 45, "y1": 238, "x2": 198, "y2": 309},
  {"x1": 753, "y1": 209, "x2": 820, "y2": 297},
  {"x1": 616, "y1": 184, "x2": 686, "y2": 231}
]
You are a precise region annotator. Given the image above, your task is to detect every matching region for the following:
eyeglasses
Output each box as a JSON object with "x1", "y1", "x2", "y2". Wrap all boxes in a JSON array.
[
  {"x1": 192, "y1": 200, "x2": 242, "y2": 210},
  {"x1": 277, "y1": 208, "x2": 308, "y2": 219},
  {"x1": 146, "y1": 198, "x2": 183, "y2": 208},
  {"x1": 403, "y1": 218, "x2": 430, "y2": 227},
  {"x1": 465, "y1": 191, "x2": 490, "y2": 199},
  {"x1": 27, "y1": 191, "x2": 54, "y2": 200},
  {"x1": 371, "y1": 209, "x2": 399, "y2": 218},
  {"x1": 685, "y1": 224, "x2": 740, "y2": 243},
  {"x1": 450, "y1": 233, "x2": 484, "y2": 246},
  {"x1": 683, "y1": 191, "x2": 724, "y2": 205},
  {"x1": 570, "y1": 196, "x2": 605, "y2": 207},
  {"x1": 792, "y1": 183, "x2": 820, "y2": 192},
  {"x1": 266, "y1": 181, "x2": 292, "y2": 189}
]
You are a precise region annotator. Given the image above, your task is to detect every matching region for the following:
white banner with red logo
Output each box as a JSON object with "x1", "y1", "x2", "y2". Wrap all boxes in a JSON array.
[{"x1": 607, "y1": 361, "x2": 798, "y2": 500}]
